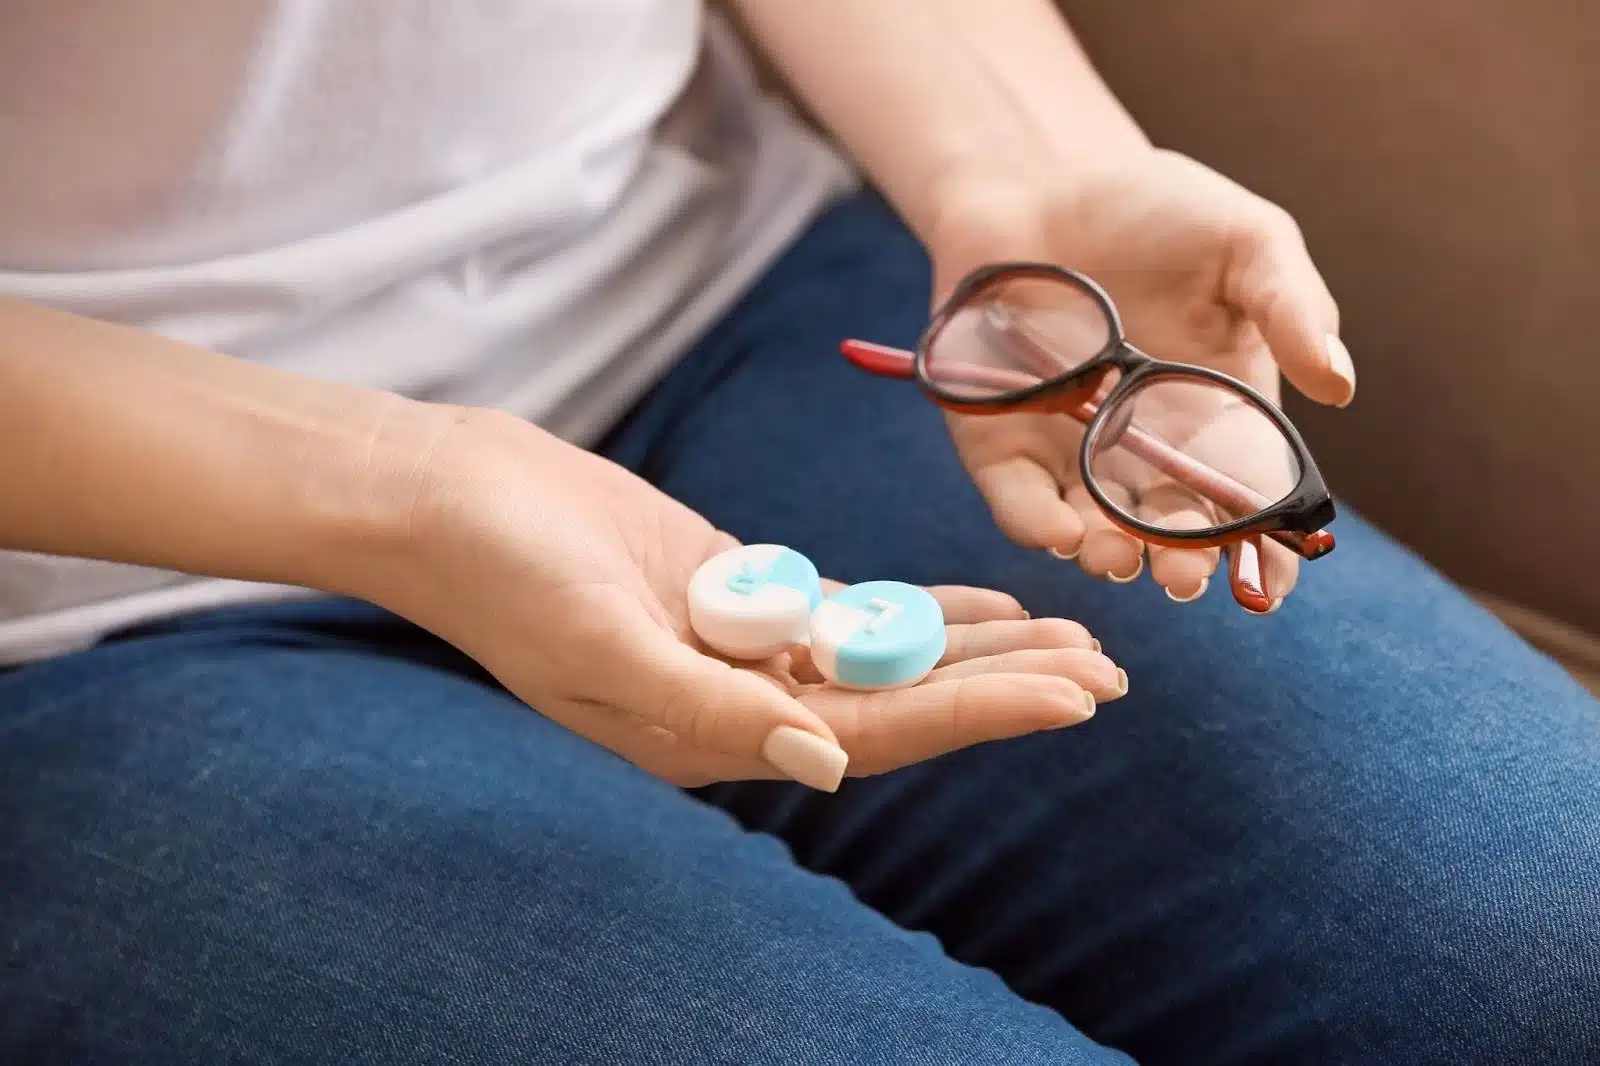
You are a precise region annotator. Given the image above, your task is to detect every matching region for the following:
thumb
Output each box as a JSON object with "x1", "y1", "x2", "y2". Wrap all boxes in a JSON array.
[
  {"x1": 596, "y1": 607, "x2": 850, "y2": 792},
  {"x1": 1228, "y1": 210, "x2": 1356, "y2": 409}
]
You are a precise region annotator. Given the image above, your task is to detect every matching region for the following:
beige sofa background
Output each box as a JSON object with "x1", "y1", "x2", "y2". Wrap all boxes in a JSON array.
[
  {"x1": 1053, "y1": 0, "x2": 1599, "y2": 690},
  {"x1": 727, "y1": 1, "x2": 1600, "y2": 691}
]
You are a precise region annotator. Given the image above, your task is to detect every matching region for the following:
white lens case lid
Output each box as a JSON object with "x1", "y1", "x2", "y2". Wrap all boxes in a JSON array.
[{"x1": 687, "y1": 545, "x2": 823, "y2": 660}]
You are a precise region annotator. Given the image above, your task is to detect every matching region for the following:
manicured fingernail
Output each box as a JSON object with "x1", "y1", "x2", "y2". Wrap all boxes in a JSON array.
[
  {"x1": 762, "y1": 726, "x2": 848, "y2": 792},
  {"x1": 1116, "y1": 668, "x2": 1129, "y2": 696},
  {"x1": 1107, "y1": 557, "x2": 1144, "y2": 584},
  {"x1": 1325, "y1": 334, "x2": 1356, "y2": 406},
  {"x1": 1048, "y1": 546, "x2": 1079, "y2": 561},
  {"x1": 1164, "y1": 576, "x2": 1209, "y2": 603},
  {"x1": 1245, "y1": 596, "x2": 1283, "y2": 617},
  {"x1": 1082, "y1": 691, "x2": 1097, "y2": 718}
]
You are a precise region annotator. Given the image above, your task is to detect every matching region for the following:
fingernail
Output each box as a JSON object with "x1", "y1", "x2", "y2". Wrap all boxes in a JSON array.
[
  {"x1": 1091, "y1": 638, "x2": 1102, "y2": 653},
  {"x1": 1048, "y1": 546, "x2": 1079, "y2": 561},
  {"x1": 1050, "y1": 687, "x2": 1098, "y2": 727},
  {"x1": 1115, "y1": 668, "x2": 1129, "y2": 696},
  {"x1": 1164, "y1": 576, "x2": 1209, "y2": 603},
  {"x1": 762, "y1": 726, "x2": 849, "y2": 792},
  {"x1": 1245, "y1": 596, "x2": 1283, "y2": 617},
  {"x1": 1021, "y1": 610, "x2": 1032, "y2": 620},
  {"x1": 1106, "y1": 556, "x2": 1144, "y2": 584},
  {"x1": 1325, "y1": 334, "x2": 1356, "y2": 407}
]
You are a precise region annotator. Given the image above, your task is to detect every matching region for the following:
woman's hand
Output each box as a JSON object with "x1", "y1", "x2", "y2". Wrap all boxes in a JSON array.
[
  {"x1": 925, "y1": 149, "x2": 1356, "y2": 606},
  {"x1": 0, "y1": 292, "x2": 1121, "y2": 795},
  {"x1": 383, "y1": 408, "x2": 1127, "y2": 791}
]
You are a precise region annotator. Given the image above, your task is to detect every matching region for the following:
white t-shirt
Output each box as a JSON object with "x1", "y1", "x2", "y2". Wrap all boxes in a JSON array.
[{"x1": 0, "y1": 1, "x2": 858, "y2": 665}]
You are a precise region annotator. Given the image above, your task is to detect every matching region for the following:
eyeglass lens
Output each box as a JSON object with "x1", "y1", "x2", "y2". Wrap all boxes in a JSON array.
[
  {"x1": 923, "y1": 273, "x2": 1111, "y2": 400},
  {"x1": 1087, "y1": 374, "x2": 1302, "y2": 536}
]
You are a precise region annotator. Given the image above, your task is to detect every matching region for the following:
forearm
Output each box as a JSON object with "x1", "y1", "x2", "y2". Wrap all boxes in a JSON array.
[
  {"x1": 0, "y1": 296, "x2": 441, "y2": 600},
  {"x1": 729, "y1": 0, "x2": 1149, "y2": 240}
]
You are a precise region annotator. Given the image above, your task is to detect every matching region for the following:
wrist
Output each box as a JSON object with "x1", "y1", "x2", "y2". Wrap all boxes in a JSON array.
[
  {"x1": 916, "y1": 161, "x2": 1072, "y2": 301},
  {"x1": 917, "y1": 144, "x2": 1156, "y2": 299},
  {"x1": 337, "y1": 402, "x2": 561, "y2": 642},
  {"x1": 284, "y1": 391, "x2": 465, "y2": 609}
]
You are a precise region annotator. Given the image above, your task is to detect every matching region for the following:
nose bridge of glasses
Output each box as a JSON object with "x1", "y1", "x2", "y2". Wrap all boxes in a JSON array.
[{"x1": 1113, "y1": 342, "x2": 1156, "y2": 370}]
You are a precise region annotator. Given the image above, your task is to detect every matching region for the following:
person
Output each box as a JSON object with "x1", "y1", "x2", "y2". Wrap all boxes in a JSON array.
[{"x1": 1, "y1": 2, "x2": 1594, "y2": 1063}]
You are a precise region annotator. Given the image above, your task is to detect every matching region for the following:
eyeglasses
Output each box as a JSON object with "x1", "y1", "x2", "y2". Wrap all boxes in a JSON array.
[{"x1": 841, "y1": 262, "x2": 1336, "y2": 613}]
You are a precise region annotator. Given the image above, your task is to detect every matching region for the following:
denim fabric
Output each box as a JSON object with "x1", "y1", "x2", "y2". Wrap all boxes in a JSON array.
[{"x1": 3, "y1": 193, "x2": 1597, "y2": 1065}]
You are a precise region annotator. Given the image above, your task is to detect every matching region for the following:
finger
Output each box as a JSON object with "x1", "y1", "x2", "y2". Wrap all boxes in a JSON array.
[
  {"x1": 1225, "y1": 535, "x2": 1278, "y2": 615},
  {"x1": 589, "y1": 595, "x2": 850, "y2": 792},
  {"x1": 1064, "y1": 482, "x2": 1145, "y2": 582},
  {"x1": 782, "y1": 642, "x2": 826, "y2": 687},
  {"x1": 820, "y1": 580, "x2": 1028, "y2": 625},
  {"x1": 1229, "y1": 211, "x2": 1354, "y2": 408},
  {"x1": 971, "y1": 456, "x2": 1086, "y2": 558},
  {"x1": 1149, "y1": 543, "x2": 1218, "y2": 604},
  {"x1": 938, "y1": 616, "x2": 1097, "y2": 664},
  {"x1": 561, "y1": 702, "x2": 782, "y2": 789},
  {"x1": 795, "y1": 583, "x2": 1034, "y2": 686},
  {"x1": 1136, "y1": 483, "x2": 1221, "y2": 602},
  {"x1": 924, "y1": 585, "x2": 1029, "y2": 625},
  {"x1": 925, "y1": 646, "x2": 1128, "y2": 703},
  {"x1": 1261, "y1": 537, "x2": 1300, "y2": 609},
  {"x1": 818, "y1": 673, "x2": 1097, "y2": 776},
  {"x1": 1131, "y1": 394, "x2": 1296, "y2": 605},
  {"x1": 655, "y1": 661, "x2": 1115, "y2": 783}
]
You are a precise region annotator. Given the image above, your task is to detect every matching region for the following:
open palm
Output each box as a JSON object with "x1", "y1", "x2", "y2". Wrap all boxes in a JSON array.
[
  {"x1": 410, "y1": 411, "x2": 1128, "y2": 790},
  {"x1": 931, "y1": 150, "x2": 1355, "y2": 607}
]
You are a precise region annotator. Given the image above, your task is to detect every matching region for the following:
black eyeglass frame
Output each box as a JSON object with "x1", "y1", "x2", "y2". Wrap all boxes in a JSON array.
[{"x1": 909, "y1": 262, "x2": 1337, "y2": 558}]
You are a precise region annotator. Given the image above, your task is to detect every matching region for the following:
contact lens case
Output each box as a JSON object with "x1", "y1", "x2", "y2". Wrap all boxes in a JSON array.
[
  {"x1": 807, "y1": 580, "x2": 946, "y2": 690},
  {"x1": 687, "y1": 548, "x2": 945, "y2": 690},
  {"x1": 687, "y1": 544, "x2": 823, "y2": 660}
]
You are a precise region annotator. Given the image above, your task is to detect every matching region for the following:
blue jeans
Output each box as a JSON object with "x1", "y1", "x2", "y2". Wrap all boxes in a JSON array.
[{"x1": 3, "y1": 194, "x2": 1596, "y2": 1065}]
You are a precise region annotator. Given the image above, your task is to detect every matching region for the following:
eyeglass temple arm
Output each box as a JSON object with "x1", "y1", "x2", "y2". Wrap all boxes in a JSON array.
[
  {"x1": 839, "y1": 340, "x2": 1331, "y2": 561},
  {"x1": 844, "y1": 338, "x2": 1243, "y2": 505}
]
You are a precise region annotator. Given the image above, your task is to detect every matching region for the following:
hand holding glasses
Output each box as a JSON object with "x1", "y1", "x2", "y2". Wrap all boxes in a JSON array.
[{"x1": 842, "y1": 263, "x2": 1337, "y2": 613}]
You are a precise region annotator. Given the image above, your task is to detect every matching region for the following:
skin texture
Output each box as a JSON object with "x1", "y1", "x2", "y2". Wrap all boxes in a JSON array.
[
  {"x1": 393, "y1": 408, "x2": 1126, "y2": 786},
  {"x1": 0, "y1": 304, "x2": 1123, "y2": 790},
  {"x1": 1, "y1": 0, "x2": 1351, "y2": 787},
  {"x1": 731, "y1": 0, "x2": 1356, "y2": 602},
  {"x1": 927, "y1": 152, "x2": 1349, "y2": 602}
]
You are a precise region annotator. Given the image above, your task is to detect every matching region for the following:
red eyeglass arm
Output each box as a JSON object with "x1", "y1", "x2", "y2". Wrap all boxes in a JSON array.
[{"x1": 840, "y1": 339, "x2": 1332, "y2": 562}]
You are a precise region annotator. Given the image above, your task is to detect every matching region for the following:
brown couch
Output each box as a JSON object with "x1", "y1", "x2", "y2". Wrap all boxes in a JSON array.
[
  {"x1": 1053, "y1": 0, "x2": 1600, "y2": 691},
  {"x1": 730, "y1": 0, "x2": 1600, "y2": 692}
]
